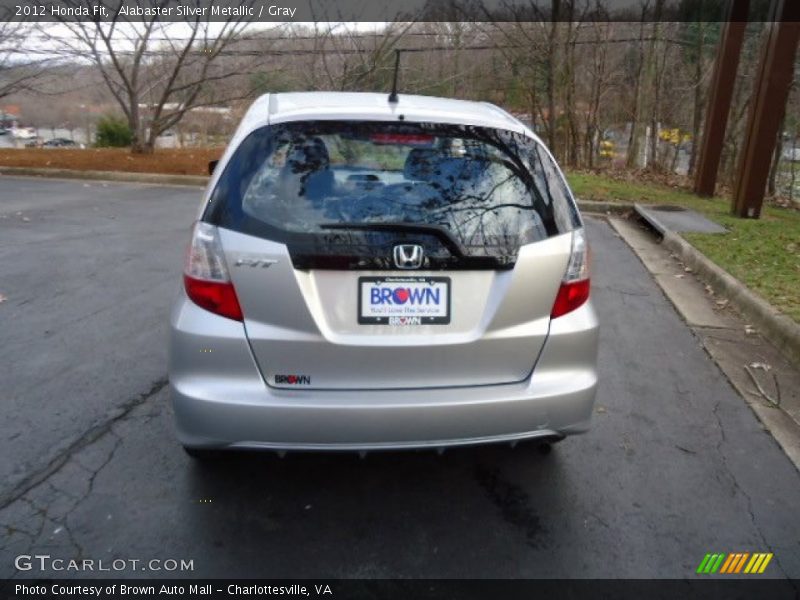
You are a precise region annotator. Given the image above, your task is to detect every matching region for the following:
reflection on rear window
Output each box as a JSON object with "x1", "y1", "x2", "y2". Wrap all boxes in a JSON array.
[{"x1": 206, "y1": 121, "x2": 579, "y2": 248}]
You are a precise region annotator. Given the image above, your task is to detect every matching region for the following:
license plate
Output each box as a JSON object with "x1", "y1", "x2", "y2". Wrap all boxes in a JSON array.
[{"x1": 358, "y1": 276, "x2": 451, "y2": 325}]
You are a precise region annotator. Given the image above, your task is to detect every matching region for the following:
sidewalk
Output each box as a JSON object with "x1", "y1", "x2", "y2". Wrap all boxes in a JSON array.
[{"x1": 608, "y1": 216, "x2": 800, "y2": 471}]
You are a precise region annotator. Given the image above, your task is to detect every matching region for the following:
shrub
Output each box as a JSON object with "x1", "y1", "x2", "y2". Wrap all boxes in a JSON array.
[{"x1": 95, "y1": 116, "x2": 133, "y2": 148}]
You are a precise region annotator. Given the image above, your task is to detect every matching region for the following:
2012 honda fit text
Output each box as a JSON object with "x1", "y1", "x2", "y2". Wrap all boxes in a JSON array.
[{"x1": 168, "y1": 92, "x2": 599, "y2": 458}]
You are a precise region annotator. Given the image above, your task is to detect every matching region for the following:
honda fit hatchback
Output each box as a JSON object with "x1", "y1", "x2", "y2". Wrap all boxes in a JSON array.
[{"x1": 169, "y1": 92, "x2": 598, "y2": 458}]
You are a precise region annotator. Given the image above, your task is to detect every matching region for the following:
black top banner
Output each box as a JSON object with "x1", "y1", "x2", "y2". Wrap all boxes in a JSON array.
[{"x1": 0, "y1": 0, "x2": 794, "y2": 23}]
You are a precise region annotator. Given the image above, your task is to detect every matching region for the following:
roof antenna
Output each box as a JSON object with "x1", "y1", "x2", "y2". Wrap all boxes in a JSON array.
[{"x1": 388, "y1": 49, "x2": 402, "y2": 104}]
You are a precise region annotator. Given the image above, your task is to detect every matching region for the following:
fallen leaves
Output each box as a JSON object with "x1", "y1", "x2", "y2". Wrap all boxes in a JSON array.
[
  {"x1": 0, "y1": 147, "x2": 221, "y2": 176},
  {"x1": 749, "y1": 361, "x2": 772, "y2": 372}
]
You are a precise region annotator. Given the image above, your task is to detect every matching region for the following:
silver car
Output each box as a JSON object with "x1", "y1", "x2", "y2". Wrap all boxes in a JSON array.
[{"x1": 169, "y1": 92, "x2": 598, "y2": 458}]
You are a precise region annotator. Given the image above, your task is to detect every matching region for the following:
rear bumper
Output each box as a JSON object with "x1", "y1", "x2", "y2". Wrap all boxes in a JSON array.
[{"x1": 168, "y1": 291, "x2": 599, "y2": 451}]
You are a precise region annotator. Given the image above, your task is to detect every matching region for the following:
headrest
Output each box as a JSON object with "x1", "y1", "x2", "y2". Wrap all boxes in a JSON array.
[
  {"x1": 285, "y1": 136, "x2": 330, "y2": 173},
  {"x1": 403, "y1": 148, "x2": 439, "y2": 181},
  {"x1": 404, "y1": 148, "x2": 489, "y2": 184}
]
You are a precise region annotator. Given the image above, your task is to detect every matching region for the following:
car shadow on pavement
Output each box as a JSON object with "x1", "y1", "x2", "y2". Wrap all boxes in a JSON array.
[{"x1": 178, "y1": 443, "x2": 564, "y2": 577}]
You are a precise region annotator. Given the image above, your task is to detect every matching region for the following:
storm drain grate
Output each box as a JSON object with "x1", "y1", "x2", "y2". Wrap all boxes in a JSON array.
[{"x1": 635, "y1": 203, "x2": 727, "y2": 234}]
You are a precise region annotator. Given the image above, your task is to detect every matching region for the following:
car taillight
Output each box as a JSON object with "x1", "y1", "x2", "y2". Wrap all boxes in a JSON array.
[
  {"x1": 551, "y1": 228, "x2": 590, "y2": 319},
  {"x1": 183, "y1": 222, "x2": 243, "y2": 321}
]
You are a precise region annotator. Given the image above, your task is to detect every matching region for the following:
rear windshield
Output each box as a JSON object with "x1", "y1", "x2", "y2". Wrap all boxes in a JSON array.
[{"x1": 204, "y1": 121, "x2": 580, "y2": 249}]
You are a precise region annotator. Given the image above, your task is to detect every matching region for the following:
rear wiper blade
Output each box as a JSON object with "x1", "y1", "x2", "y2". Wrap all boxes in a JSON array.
[{"x1": 318, "y1": 221, "x2": 465, "y2": 258}]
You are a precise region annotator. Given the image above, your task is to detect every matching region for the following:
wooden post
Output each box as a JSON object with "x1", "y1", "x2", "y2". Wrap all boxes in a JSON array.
[
  {"x1": 733, "y1": 0, "x2": 800, "y2": 218},
  {"x1": 693, "y1": 0, "x2": 749, "y2": 197}
]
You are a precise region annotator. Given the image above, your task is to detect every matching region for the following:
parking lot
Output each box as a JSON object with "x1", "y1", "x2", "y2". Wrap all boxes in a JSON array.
[{"x1": 1, "y1": 176, "x2": 800, "y2": 579}]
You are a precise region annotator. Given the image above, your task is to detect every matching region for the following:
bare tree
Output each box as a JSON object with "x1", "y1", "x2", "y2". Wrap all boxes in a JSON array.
[
  {"x1": 683, "y1": 21, "x2": 717, "y2": 175},
  {"x1": 625, "y1": 4, "x2": 649, "y2": 168},
  {"x1": 562, "y1": 1, "x2": 587, "y2": 167},
  {"x1": 0, "y1": 19, "x2": 52, "y2": 101},
  {"x1": 581, "y1": 20, "x2": 616, "y2": 169},
  {"x1": 292, "y1": 21, "x2": 416, "y2": 93},
  {"x1": 39, "y1": 0, "x2": 261, "y2": 153},
  {"x1": 4, "y1": 7, "x2": 781, "y2": 179},
  {"x1": 486, "y1": 8, "x2": 557, "y2": 151}
]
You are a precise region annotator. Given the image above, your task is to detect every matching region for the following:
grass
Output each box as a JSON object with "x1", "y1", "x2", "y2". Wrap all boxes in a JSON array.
[{"x1": 566, "y1": 171, "x2": 800, "y2": 323}]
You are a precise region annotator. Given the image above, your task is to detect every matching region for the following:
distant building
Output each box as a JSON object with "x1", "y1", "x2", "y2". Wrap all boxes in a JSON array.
[
  {"x1": 137, "y1": 103, "x2": 233, "y2": 118},
  {"x1": 0, "y1": 105, "x2": 21, "y2": 129}
]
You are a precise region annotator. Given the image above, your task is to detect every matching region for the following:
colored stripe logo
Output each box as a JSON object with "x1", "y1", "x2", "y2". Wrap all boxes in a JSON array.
[{"x1": 696, "y1": 552, "x2": 773, "y2": 574}]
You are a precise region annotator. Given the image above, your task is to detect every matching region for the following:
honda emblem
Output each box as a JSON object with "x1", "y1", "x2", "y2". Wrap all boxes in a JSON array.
[{"x1": 393, "y1": 244, "x2": 424, "y2": 269}]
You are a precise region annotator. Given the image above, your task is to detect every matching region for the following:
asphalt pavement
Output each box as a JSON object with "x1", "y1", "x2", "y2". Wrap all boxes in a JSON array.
[{"x1": 1, "y1": 176, "x2": 799, "y2": 580}]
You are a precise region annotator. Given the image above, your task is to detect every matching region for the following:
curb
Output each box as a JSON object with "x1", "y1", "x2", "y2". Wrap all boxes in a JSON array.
[
  {"x1": 576, "y1": 199, "x2": 634, "y2": 215},
  {"x1": 0, "y1": 166, "x2": 208, "y2": 187},
  {"x1": 661, "y1": 230, "x2": 800, "y2": 367}
]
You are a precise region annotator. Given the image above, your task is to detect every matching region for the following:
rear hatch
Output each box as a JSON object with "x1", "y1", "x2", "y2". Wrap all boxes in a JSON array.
[{"x1": 205, "y1": 120, "x2": 582, "y2": 390}]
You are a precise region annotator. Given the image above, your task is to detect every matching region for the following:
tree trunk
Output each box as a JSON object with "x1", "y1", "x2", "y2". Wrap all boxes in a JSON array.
[
  {"x1": 135, "y1": 140, "x2": 156, "y2": 155},
  {"x1": 562, "y1": 3, "x2": 579, "y2": 166},
  {"x1": 626, "y1": 20, "x2": 647, "y2": 168},
  {"x1": 140, "y1": 123, "x2": 161, "y2": 155},
  {"x1": 722, "y1": 86, "x2": 751, "y2": 185},
  {"x1": 128, "y1": 91, "x2": 146, "y2": 154},
  {"x1": 586, "y1": 24, "x2": 608, "y2": 170},
  {"x1": 648, "y1": 5, "x2": 666, "y2": 172},
  {"x1": 767, "y1": 116, "x2": 785, "y2": 197},
  {"x1": 790, "y1": 136, "x2": 797, "y2": 203},
  {"x1": 688, "y1": 23, "x2": 706, "y2": 176},
  {"x1": 546, "y1": 1, "x2": 559, "y2": 156},
  {"x1": 528, "y1": 87, "x2": 538, "y2": 134},
  {"x1": 670, "y1": 141, "x2": 681, "y2": 173}
]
